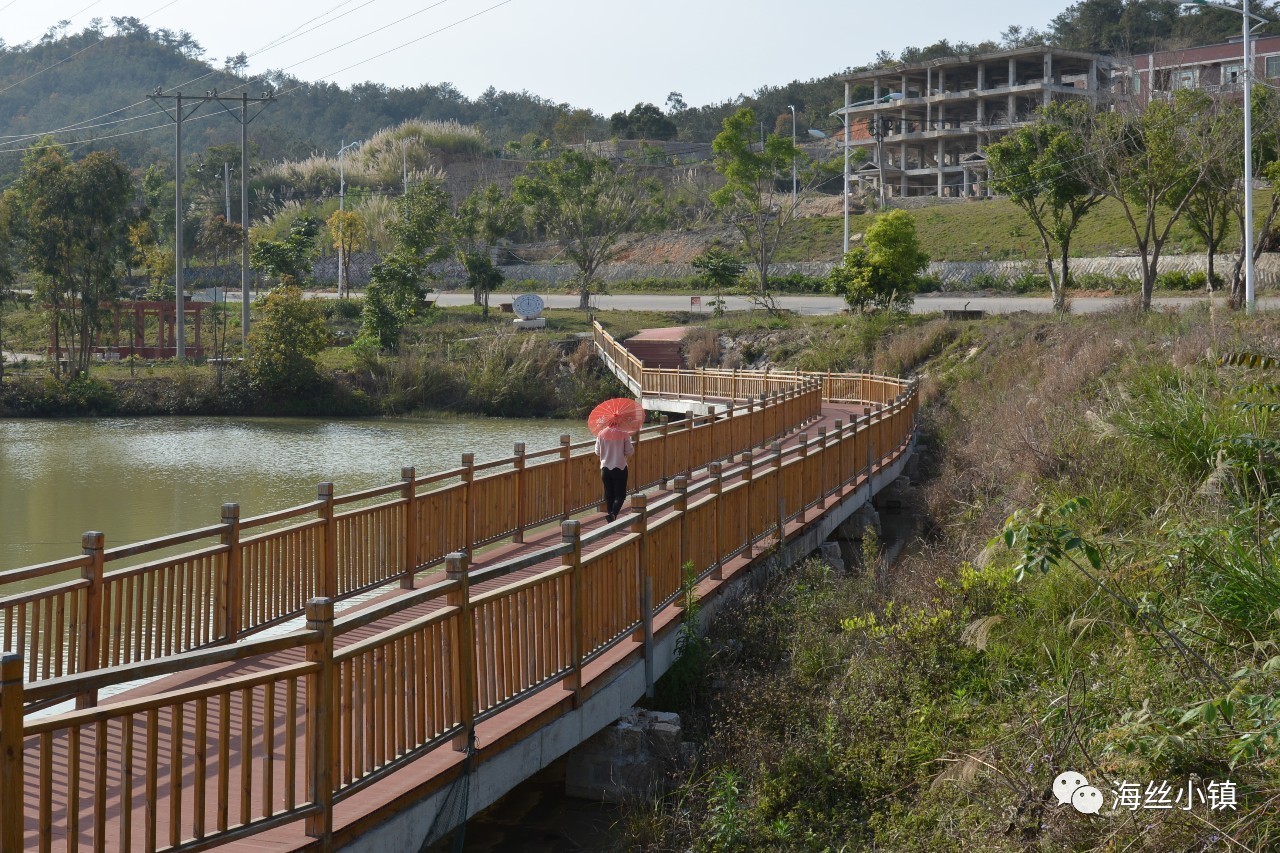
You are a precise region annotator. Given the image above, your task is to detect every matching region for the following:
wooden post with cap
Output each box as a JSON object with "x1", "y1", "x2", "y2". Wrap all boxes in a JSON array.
[
  {"x1": 461, "y1": 454, "x2": 475, "y2": 555},
  {"x1": 79, "y1": 531, "x2": 105, "y2": 708},
  {"x1": 797, "y1": 433, "x2": 810, "y2": 523},
  {"x1": 560, "y1": 435, "x2": 573, "y2": 519},
  {"x1": 513, "y1": 444, "x2": 526, "y2": 543},
  {"x1": 400, "y1": 467, "x2": 417, "y2": 589},
  {"x1": 221, "y1": 503, "x2": 242, "y2": 642},
  {"x1": 773, "y1": 441, "x2": 785, "y2": 550},
  {"x1": 317, "y1": 483, "x2": 337, "y2": 599},
  {"x1": 304, "y1": 597, "x2": 335, "y2": 845},
  {"x1": 0, "y1": 653, "x2": 21, "y2": 852},
  {"x1": 445, "y1": 553, "x2": 476, "y2": 746},
  {"x1": 561, "y1": 522, "x2": 584, "y2": 705},
  {"x1": 709, "y1": 462, "x2": 724, "y2": 579}
]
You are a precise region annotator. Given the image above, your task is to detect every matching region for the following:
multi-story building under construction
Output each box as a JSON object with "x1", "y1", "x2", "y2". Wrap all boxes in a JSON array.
[{"x1": 835, "y1": 46, "x2": 1115, "y2": 201}]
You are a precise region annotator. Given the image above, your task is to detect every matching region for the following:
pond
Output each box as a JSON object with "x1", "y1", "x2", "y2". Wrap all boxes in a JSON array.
[{"x1": 0, "y1": 415, "x2": 592, "y2": 572}]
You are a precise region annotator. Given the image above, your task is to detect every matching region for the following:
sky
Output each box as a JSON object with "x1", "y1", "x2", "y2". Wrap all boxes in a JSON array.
[{"x1": 1, "y1": 0, "x2": 1073, "y2": 114}]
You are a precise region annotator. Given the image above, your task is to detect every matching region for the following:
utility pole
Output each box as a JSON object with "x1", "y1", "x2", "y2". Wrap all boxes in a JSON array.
[
  {"x1": 223, "y1": 162, "x2": 231, "y2": 221},
  {"x1": 842, "y1": 83, "x2": 850, "y2": 254},
  {"x1": 148, "y1": 91, "x2": 204, "y2": 360},
  {"x1": 874, "y1": 117, "x2": 888, "y2": 209},
  {"x1": 151, "y1": 89, "x2": 274, "y2": 353},
  {"x1": 788, "y1": 105, "x2": 797, "y2": 210}
]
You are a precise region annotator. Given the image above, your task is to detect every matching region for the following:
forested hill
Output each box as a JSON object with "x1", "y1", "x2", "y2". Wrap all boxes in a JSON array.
[{"x1": 0, "y1": 1, "x2": 1277, "y2": 183}]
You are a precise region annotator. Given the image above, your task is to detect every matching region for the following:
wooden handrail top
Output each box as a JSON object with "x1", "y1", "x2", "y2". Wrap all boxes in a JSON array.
[
  {"x1": 581, "y1": 531, "x2": 640, "y2": 562},
  {"x1": 103, "y1": 543, "x2": 230, "y2": 583},
  {"x1": 0, "y1": 554, "x2": 93, "y2": 585},
  {"x1": 26, "y1": 660, "x2": 320, "y2": 734},
  {"x1": 470, "y1": 564, "x2": 572, "y2": 608},
  {"x1": 23, "y1": 627, "x2": 319, "y2": 706},
  {"x1": 333, "y1": 576, "x2": 459, "y2": 638},
  {"x1": 333, "y1": 480, "x2": 406, "y2": 506},
  {"x1": 335, "y1": 604, "x2": 462, "y2": 662},
  {"x1": 408, "y1": 467, "x2": 465, "y2": 489},
  {"x1": 241, "y1": 516, "x2": 326, "y2": 545},
  {"x1": 101, "y1": 523, "x2": 227, "y2": 562},
  {"x1": 469, "y1": 542, "x2": 574, "y2": 586},
  {"x1": 241, "y1": 499, "x2": 327, "y2": 529},
  {"x1": 0, "y1": 576, "x2": 90, "y2": 610},
  {"x1": 470, "y1": 456, "x2": 514, "y2": 474}
]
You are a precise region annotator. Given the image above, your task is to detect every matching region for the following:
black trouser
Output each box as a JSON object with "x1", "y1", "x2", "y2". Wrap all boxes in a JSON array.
[{"x1": 601, "y1": 466, "x2": 628, "y2": 517}]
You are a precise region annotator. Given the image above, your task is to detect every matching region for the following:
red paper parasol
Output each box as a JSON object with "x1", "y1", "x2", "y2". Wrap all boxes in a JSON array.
[{"x1": 588, "y1": 398, "x2": 645, "y2": 435}]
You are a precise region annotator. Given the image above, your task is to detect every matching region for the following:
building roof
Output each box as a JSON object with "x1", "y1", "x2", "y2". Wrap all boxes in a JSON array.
[
  {"x1": 1130, "y1": 35, "x2": 1280, "y2": 70},
  {"x1": 840, "y1": 45, "x2": 1112, "y2": 83}
]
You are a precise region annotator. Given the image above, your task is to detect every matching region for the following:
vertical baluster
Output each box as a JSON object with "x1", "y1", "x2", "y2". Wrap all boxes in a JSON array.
[
  {"x1": 120, "y1": 715, "x2": 134, "y2": 850},
  {"x1": 145, "y1": 708, "x2": 158, "y2": 852},
  {"x1": 263, "y1": 681, "x2": 276, "y2": 817},
  {"x1": 286, "y1": 677, "x2": 298, "y2": 810},
  {"x1": 170, "y1": 704, "x2": 183, "y2": 848}
]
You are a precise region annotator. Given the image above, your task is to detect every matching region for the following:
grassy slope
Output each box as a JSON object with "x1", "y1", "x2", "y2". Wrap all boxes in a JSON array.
[
  {"x1": 777, "y1": 192, "x2": 1278, "y2": 264},
  {"x1": 630, "y1": 307, "x2": 1280, "y2": 851}
]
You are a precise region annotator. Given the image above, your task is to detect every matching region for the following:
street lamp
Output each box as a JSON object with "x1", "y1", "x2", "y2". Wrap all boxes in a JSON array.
[
  {"x1": 788, "y1": 105, "x2": 797, "y2": 210},
  {"x1": 399, "y1": 136, "x2": 419, "y2": 198},
  {"x1": 337, "y1": 139, "x2": 361, "y2": 298},
  {"x1": 1183, "y1": 0, "x2": 1269, "y2": 313}
]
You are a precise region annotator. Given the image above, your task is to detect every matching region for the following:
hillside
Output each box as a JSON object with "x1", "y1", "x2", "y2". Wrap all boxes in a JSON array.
[
  {"x1": 1, "y1": 1, "x2": 1272, "y2": 188},
  {"x1": 624, "y1": 307, "x2": 1280, "y2": 850}
]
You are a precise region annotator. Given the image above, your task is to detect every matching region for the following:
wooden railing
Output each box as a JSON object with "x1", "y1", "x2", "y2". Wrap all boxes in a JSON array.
[
  {"x1": 0, "y1": 336, "x2": 919, "y2": 851},
  {"x1": 0, "y1": 380, "x2": 824, "y2": 712},
  {"x1": 592, "y1": 321, "x2": 912, "y2": 404}
]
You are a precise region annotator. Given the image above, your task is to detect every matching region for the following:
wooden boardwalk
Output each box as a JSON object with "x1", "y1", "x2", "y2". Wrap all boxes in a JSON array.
[{"x1": 0, "y1": 325, "x2": 920, "y2": 851}]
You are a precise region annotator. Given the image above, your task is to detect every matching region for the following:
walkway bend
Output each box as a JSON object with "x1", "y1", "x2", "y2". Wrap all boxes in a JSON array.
[{"x1": 0, "y1": 324, "x2": 920, "y2": 851}]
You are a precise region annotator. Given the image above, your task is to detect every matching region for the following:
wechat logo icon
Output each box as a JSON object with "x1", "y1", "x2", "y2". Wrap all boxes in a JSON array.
[{"x1": 1054, "y1": 770, "x2": 1103, "y2": 815}]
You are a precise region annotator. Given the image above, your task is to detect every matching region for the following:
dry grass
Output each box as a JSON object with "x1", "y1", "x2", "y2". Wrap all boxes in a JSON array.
[{"x1": 682, "y1": 328, "x2": 720, "y2": 368}]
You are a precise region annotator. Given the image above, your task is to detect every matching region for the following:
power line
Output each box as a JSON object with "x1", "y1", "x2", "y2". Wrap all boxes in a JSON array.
[
  {"x1": 0, "y1": 0, "x2": 519, "y2": 171},
  {"x1": 0, "y1": 0, "x2": 417, "y2": 150},
  {"x1": 268, "y1": 0, "x2": 517, "y2": 99}
]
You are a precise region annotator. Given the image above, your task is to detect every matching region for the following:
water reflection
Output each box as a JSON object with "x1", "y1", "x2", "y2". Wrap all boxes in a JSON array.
[{"x1": 0, "y1": 416, "x2": 590, "y2": 571}]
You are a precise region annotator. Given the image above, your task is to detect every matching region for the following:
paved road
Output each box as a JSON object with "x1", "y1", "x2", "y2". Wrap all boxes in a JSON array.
[{"x1": 425, "y1": 291, "x2": 1276, "y2": 315}]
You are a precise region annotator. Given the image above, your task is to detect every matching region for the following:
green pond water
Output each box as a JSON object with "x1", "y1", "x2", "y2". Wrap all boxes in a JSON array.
[{"x1": 0, "y1": 415, "x2": 592, "y2": 573}]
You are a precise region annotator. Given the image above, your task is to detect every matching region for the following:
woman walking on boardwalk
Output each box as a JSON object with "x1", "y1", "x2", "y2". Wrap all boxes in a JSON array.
[
  {"x1": 594, "y1": 420, "x2": 634, "y2": 522},
  {"x1": 588, "y1": 397, "x2": 644, "y2": 522}
]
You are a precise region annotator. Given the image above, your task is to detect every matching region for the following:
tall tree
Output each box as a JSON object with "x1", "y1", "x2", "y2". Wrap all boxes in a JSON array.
[
  {"x1": 359, "y1": 179, "x2": 452, "y2": 351},
  {"x1": 1179, "y1": 99, "x2": 1241, "y2": 293},
  {"x1": 6, "y1": 142, "x2": 134, "y2": 377},
  {"x1": 452, "y1": 183, "x2": 517, "y2": 317},
  {"x1": 710, "y1": 108, "x2": 805, "y2": 295},
  {"x1": 246, "y1": 284, "x2": 328, "y2": 396},
  {"x1": 609, "y1": 103, "x2": 677, "y2": 141},
  {"x1": 326, "y1": 209, "x2": 367, "y2": 298},
  {"x1": 514, "y1": 150, "x2": 663, "y2": 309},
  {"x1": 692, "y1": 246, "x2": 746, "y2": 316},
  {"x1": 1080, "y1": 91, "x2": 1220, "y2": 309},
  {"x1": 829, "y1": 210, "x2": 928, "y2": 313},
  {"x1": 987, "y1": 101, "x2": 1105, "y2": 312},
  {"x1": 249, "y1": 217, "x2": 319, "y2": 287}
]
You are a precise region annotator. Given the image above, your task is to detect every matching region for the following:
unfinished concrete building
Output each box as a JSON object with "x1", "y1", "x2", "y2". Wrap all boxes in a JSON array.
[{"x1": 837, "y1": 47, "x2": 1114, "y2": 201}]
